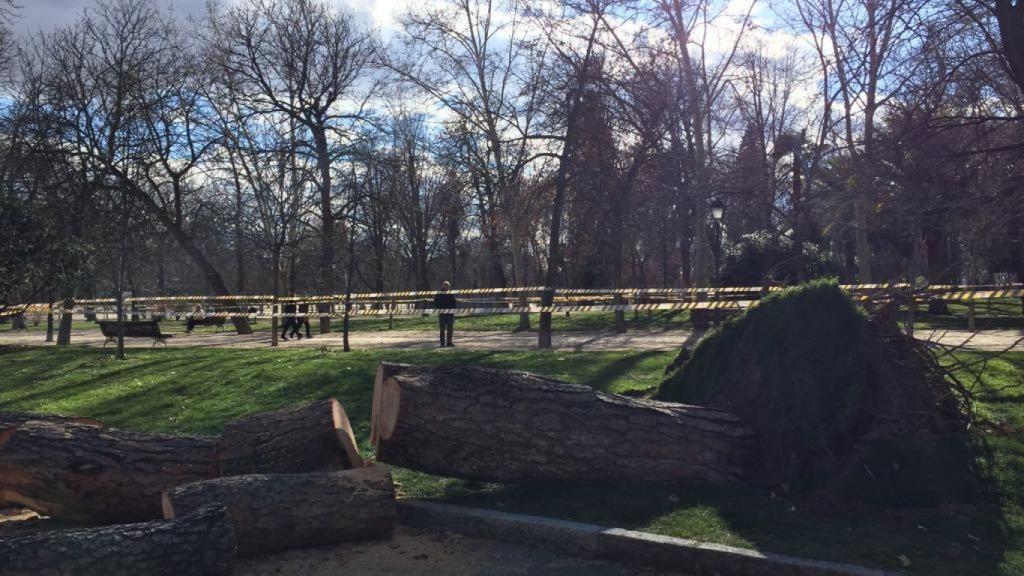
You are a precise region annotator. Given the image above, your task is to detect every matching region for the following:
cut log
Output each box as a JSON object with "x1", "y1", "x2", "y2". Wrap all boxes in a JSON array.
[
  {"x1": 217, "y1": 398, "x2": 363, "y2": 476},
  {"x1": 162, "y1": 465, "x2": 395, "y2": 557},
  {"x1": 0, "y1": 411, "x2": 102, "y2": 445},
  {"x1": 0, "y1": 420, "x2": 217, "y2": 522},
  {"x1": 0, "y1": 503, "x2": 235, "y2": 576},
  {"x1": 371, "y1": 363, "x2": 754, "y2": 486}
]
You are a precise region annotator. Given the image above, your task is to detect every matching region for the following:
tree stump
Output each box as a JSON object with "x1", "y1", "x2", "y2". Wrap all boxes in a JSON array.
[
  {"x1": 371, "y1": 363, "x2": 754, "y2": 486},
  {"x1": 163, "y1": 465, "x2": 395, "y2": 557},
  {"x1": 217, "y1": 398, "x2": 363, "y2": 476},
  {"x1": 0, "y1": 420, "x2": 217, "y2": 522},
  {"x1": 0, "y1": 503, "x2": 235, "y2": 576}
]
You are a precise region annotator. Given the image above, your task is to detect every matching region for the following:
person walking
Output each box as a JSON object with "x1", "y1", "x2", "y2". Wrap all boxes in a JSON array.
[
  {"x1": 432, "y1": 281, "x2": 457, "y2": 347},
  {"x1": 291, "y1": 302, "x2": 312, "y2": 339},
  {"x1": 280, "y1": 300, "x2": 297, "y2": 341}
]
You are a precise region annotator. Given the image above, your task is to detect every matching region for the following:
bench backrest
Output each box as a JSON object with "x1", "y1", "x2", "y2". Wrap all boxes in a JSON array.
[{"x1": 97, "y1": 320, "x2": 163, "y2": 338}]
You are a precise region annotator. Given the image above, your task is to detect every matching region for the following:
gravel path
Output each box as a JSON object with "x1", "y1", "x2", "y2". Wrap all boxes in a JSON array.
[{"x1": 0, "y1": 326, "x2": 1020, "y2": 352}]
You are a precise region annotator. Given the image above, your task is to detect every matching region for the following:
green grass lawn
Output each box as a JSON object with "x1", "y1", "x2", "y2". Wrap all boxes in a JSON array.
[
  {"x1": 916, "y1": 299, "x2": 1024, "y2": 331},
  {"x1": 0, "y1": 345, "x2": 1021, "y2": 574}
]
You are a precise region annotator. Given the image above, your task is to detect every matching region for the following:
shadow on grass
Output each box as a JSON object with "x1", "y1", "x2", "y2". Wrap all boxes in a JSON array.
[{"x1": 401, "y1": 462, "x2": 1013, "y2": 575}]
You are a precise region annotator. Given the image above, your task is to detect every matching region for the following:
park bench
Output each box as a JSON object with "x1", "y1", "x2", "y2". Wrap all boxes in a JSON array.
[
  {"x1": 184, "y1": 317, "x2": 226, "y2": 331},
  {"x1": 97, "y1": 319, "x2": 171, "y2": 347}
]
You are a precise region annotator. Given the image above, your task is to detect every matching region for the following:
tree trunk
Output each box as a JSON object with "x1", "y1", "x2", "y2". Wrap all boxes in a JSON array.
[
  {"x1": 0, "y1": 504, "x2": 235, "y2": 576},
  {"x1": 312, "y1": 124, "x2": 334, "y2": 334},
  {"x1": 0, "y1": 411, "x2": 102, "y2": 441},
  {"x1": 371, "y1": 363, "x2": 753, "y2": 486},
  {"x1": 162, "y1": 466, "x2": 395, "y2": 557},
  {"x1": 216, "y1": 398, "x2": 363, "y2": 476},
  {"x1": 0, "y1": 420, "x2": 217, "y2": 522},
  {"x1": 56, "y1": 297, "x2": 73, "y2": 342}
]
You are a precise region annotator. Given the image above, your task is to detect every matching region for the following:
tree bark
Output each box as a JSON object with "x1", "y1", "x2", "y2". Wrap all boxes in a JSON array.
[
  {"x1": 0, "y1": 411, "x2": 102, "y2": 442},
  {"x1": 217, "y1": 398, "x2": 363, "y2": 476},
  {"x1": 312, "y1": 124, "x2": 335, "y2": 334},
  {"x1": 0, "y1": 420, "x2": 217, "y2": 522},
  {"x1": 163, "y1": 466, "x2": 395, "y2": 557},
  {"x1": 371, "y1": 363, "x2": 754, "y2": 486},
  {"x1": 0, "y1": 503, "x2": 235, "y2": 576}
]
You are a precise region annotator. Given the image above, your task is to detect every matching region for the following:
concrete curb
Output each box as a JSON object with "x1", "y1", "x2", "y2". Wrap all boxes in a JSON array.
[{"x1": 397, "y1": 500, "x2": 899, "y2": 576}]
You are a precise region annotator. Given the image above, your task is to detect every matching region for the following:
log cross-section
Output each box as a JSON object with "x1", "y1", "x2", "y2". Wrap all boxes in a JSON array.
[
  {"x1": 163, "y1": 465, "x2": 395, "y2": 557},
  {"x1": 0, "y1": 503, "x2": 235, "y2": 576},
  {"x1": 216, "y1": 398, "x2": 363, "y2": 476},
  {"x1": 0, "y1": 420, "x2": 218, "y2": 523},
  {"x1": 371, "y1": 362, "x2": 754, "y2": 486}
]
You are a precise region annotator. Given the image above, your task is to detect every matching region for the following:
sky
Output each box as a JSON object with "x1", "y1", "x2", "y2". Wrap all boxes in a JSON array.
[{"x1": 11, "y1": 0, "x2": 405, "y2": 37}]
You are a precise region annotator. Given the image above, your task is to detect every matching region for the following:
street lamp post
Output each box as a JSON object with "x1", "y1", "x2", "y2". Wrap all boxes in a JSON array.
[{"x1": 709, "y1": 199, "x2": 725, "y2": 285}]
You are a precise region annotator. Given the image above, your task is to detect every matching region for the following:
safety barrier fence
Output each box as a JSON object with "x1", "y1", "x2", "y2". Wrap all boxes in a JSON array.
[
  {"x1": 2, "y1": 283, "x2": 1021, "y2": 350},
  {"x1": 2, "y1": 284, "x2": 1022, "y2": 318}
]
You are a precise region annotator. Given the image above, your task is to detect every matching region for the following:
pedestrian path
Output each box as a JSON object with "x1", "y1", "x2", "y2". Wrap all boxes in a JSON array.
[{"x1": 0, "y1": 326, "x2": 1020, "y2": 352}]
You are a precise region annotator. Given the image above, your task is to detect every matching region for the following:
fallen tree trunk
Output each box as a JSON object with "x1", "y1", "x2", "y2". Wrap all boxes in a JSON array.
[
  {"x1": 0, "y1": 420, "x2": 217, "y2": 522},
  {"x1": 371, "y1": 363, "x2": 754, "y2": 486},
  {"x1": 0, "y1": 410, "x2": 102, "y2": 448},
  {"x1": 217, "y1": 398, "x2": 363, "y2": 475},
  {"x1": 163, "y1": 465, "x2": 395, "y2": 557},
  {"x1": 0, "y1": 503, "x2": 235, "y2": 576}
]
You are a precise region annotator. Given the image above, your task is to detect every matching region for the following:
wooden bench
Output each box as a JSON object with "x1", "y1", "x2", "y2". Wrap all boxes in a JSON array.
[
  {"x1": 184, "y1": 317, "x2": 226, "y2": 332},
  {"x1": 97, "y1": 320, "x2": 171, "y2": 347}
]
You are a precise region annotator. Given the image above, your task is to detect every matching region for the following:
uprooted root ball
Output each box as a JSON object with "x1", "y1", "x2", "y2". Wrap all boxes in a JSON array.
[{"x1": 658, "y1": 280, "x2": 979, "y2": 507}]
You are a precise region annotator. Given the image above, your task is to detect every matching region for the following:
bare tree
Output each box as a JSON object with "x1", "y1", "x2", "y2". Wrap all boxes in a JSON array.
[{"x1": 208, "y1": 0, "x2": 376, "y2": 331}]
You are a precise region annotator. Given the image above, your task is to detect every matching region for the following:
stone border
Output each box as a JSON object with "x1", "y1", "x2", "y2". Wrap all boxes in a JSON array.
[{"x1": 397, "y1": 500, "x2": 899, "y2": 576}]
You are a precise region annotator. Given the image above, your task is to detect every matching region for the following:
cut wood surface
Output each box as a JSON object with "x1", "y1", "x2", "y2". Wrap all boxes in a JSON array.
[
  {"x1": 217, "y1": 398, "x2": 363, "y2": 476},
  {"x1": 0, "y1": 420, "x2": 217, "y2": 522},
  {"x1": 0, "y1": 503, "x2": 235, "y2": 576},
  {"x1": 163, "y1": 465, "x2": 395, "y2": 557},
  {"x1": 371, "y1": 363, "x2": 754, "y2": 486}
]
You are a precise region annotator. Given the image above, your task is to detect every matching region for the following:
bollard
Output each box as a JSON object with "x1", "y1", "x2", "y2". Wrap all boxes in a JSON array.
[
  {"x1": 613, "y1": 292, "x2": 626, "y2": 333},
  {"x1": 905, "y1": 299, "x2": 915, "y2": 338},
  {"x1": 968, "y1": 301, "x2": 977, "y2": 332}
]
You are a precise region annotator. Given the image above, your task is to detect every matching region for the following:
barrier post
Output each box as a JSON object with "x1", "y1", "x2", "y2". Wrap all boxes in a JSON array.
[
  {"x1": 270, "y1": 296, "x2": 279, "y2": 347},
  {"x1": 518, "y1": 292, "x2": 530, "y2": 331},
  {"x1": 538, "y1": 288, "x2": 553, "y2": 349},
  {"x1": 968, "y1": 301, "x2": 977, "y2": 332},
  {"x1": 904, "y1": 296, "x2": 915, "y2": 338},
  {"x1": 45, "y1": 301, "x2": 54, "y2": 343},
  {"x1": 613, "y1": 292, "x2": 626, "y2": 333}
]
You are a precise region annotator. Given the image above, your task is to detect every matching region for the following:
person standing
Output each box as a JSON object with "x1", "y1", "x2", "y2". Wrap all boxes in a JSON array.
[{"x1": 432, "y1": 281, "x2": 457, "y2": 347}]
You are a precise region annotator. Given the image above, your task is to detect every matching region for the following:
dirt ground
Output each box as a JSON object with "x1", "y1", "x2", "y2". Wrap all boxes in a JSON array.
[
  {"x1": 236, "y1": 525, "x2": 684, "y2": 576},
  {"x1": 0, "y1": 323, "x2": 1020, "y2": 352},
  {"x1": 0, "y1": 509, "x2": 681, "y2": 576}
]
